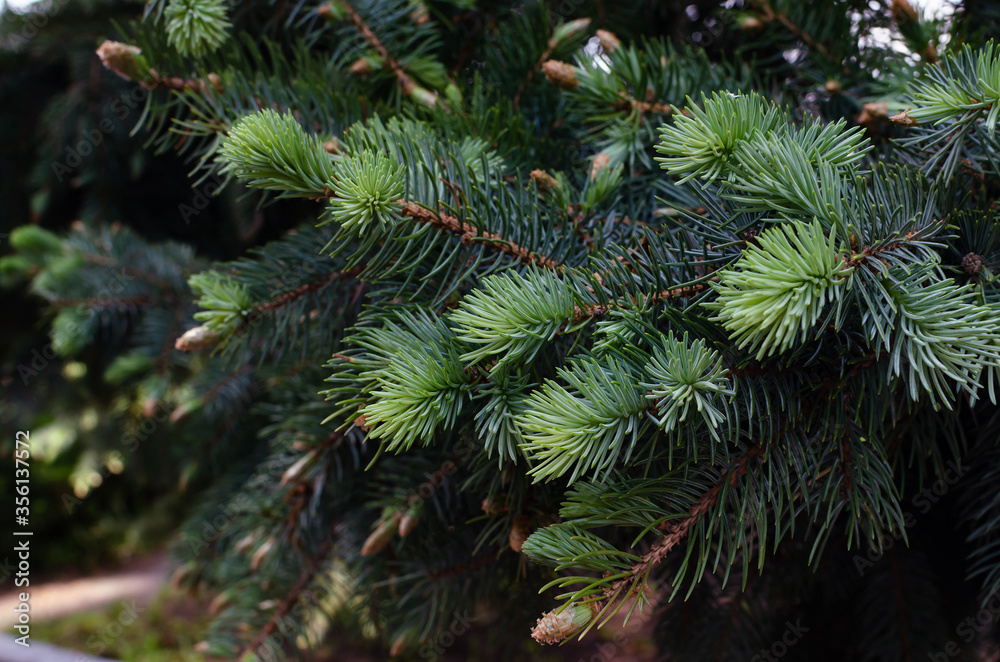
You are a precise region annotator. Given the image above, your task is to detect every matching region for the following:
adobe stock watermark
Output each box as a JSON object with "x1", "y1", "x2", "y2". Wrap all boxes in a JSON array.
[
  {"x1": 928, "y1": 592, "x2": 1000, "y2": 660},
  {"x1": 853, "y1": 459, "x2": 969, "y2": 576},
  {"x1": 183, "y1": 493, "x2": 253, "y2": 555},
  {"x1": 178, "y1": 171, "x2": 227, "y2": 225},
  {"x1": 84, "y1": 600, "x2": 146, "y2": 657},
  {"x1": 243, "y1": 581, "x2": 336, "y2": 662},
  {"x1": 407, "y1": 440, "x2": 477, "y2": 505},
  {"x1": 51, "y1": 86, "x2": 149, "y2": 184},
  {"x1": 749, "y1": 620, "x2": 810, "y2": 662},
  {"x1": 417, "y1": 611, "x2": 477, "y2": 659}
]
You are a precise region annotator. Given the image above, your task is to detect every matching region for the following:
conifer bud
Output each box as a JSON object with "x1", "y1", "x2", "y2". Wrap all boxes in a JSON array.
[
  {"x1": 322, "y1": 138, "x2": 340, "y2": 154},
  {"x1": 590, "y1": 152, "x2": 611, "y2": 180},
  {"x1": 481, "y1": 497, "x2": 508, "y2": 515},
  {"x1": 409, "y1": 84, "x2": 439, "y2": 109},
  {"x1": 389, "y1": 629, "x2": 416, "y2": 656},
  {"x1": 963, "y1": 252, "x2": 983, "y2": 275},
  {"x1": 531, "y1": 602, "x2": 598, "y2": 645},
  {"x1": 350, "y1": 54, "x2": 384, "y2": 75},
  {"x1": 142, "y1": 397, "x2": 160, "y2": 419},
  {"x1": 509, "y1": 515, "x2": 532, "y2": 552},
  {"x1": 824, "y1": 79, "x2": 843, "y2": 95},
  {"x1": 209, "y1": 590, "x2": 233, "y2": 614},
  {"x1": 542, "y1": 60, "x2": 579, "y2": 91},
  {"x1": 10, "y1": 225, "x2": 63, "y2": 256},
  {"x1": 743, "y1": 228, "x2": 762, "y2": 249},
  {"x1": 409, "y1": 0, "x2": 429, "y2": 25},
  {"x1": 890, "y1": 109, "x2": 917, "y2": 127},
  {"x1": 738, "y1": 15, "x2": 764, "y2": 31},
  {"x1": 398, "y1": 510, "x2": 419, "y2": 537},
  {"x1": 361, "y1": 515, "x2": 400, "y2": 556},
  {"x1": 530, "y1": 169, "x2": 559, "y2": 193},
  {"x1": 280, "y1": 450, "x2": 316, "y2": 485},
  {"x1": 193, "y1": 73, "x2": 225, "y2": 95},
  {"x1": 234, "y1": 533, "x2": 257, "y2": 553},
  {"x1": 549, "y1": 18, "x2": 592, "y2": 50},
  {"x1": 96, "y1": 41, "x2": 153, "y2": 85},
  {"x1": 595, "y1": 29, "x2": 621, "y2": 53},
  {"x1": 169, "y1": 403, "x2": 195, "y2": 423},
  {"x1": 169, "y1": 561, "x2": 195, "y2": 588},
  {"x1": 175, "y1": 325, "x2": 220, "y2": 351},
  {"x1": 251, "y1": 538, "x2": 275, "y2": 569},
  {"x1": 354, "y1": 412, "x2": 370, "y2": 431}
]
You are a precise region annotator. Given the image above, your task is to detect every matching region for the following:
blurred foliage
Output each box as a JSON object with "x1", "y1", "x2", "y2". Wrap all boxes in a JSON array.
[{"x1": 0, "y1": 0, "x2": 276, "y2": 575}]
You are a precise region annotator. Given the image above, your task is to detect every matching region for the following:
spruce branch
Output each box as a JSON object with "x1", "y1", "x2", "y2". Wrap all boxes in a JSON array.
[
  {"x1": 250, "y1": 268, "x2": 365, "y2": 316},
  {"x1": 164, "y1": 0, "x2": 231, "y2": 58},
  {"x1": 451, "y1": 270, "x2": 580, "y2": 371},
  {"x1": 706, "y1": 221, "x2": 853, "y2": 360},
  {"x1": 79, "y1": 5, "x2": 1000, "y2": 657},
  {"x1": 337, "y1": 0, "x2": 450, "y2": 109},
  {"x1": 886, "y1": 271, "x2": 1000, "y2": 407},
  {"x1": 903, "y1": 42, "x2": 1000, "y2": 131},
  {"x1": 518, "y1": 357, "x2": 653, "y2": 484},
  {"x1": 524, "y1": 443, "x2": 768, "y2": 643},
  {"x1": 612, "y1": 442, "x2": 766, "y2": 593},
  {"x1": 572, "y1": 280, "x2": 717, "y2": 325},
  {"x1": 642, "y1": 332, "x2": 734, "y2": 441},
  {"x1": 352, "y1": 312, "x2": 476, "y2": 452},
  {"x1": 656, "y1": 92, "x2": 785, "y2": 185},
  {"x1": 328, "y1": 152, "x2": 406, "y2": 232},
  {"x1": 189, "y1": 273, "x2": 255, "y2": 337},
  {"x1": 218, "y1": 109, "x2": 335, "y2": 197},
  {"x1": 97, "y1": 40, "x2": 223, "y2": 93}
]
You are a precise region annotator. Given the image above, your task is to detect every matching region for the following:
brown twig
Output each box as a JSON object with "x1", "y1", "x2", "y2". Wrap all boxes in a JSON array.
[
  {"x1": 755, "y1": 0, "x2": 833, "y2": 61},
  {"x1": 570, "y1": 279, "x2": 717, "y2": 325},
  {"x1": 241, "y1": 539, "x2": 334, "y2": 657},
  {"x1": 398, "y1": 200, "x2": 560, "y2": 269},
  {"x1": 340, "y1": 0, "x2": 415, "y2": 95},
  {"x1": 845, "y1": 230, "x2": 925, "y2": 269},
  {"x1": 253, "y1": 268, "x2": 365, "y2": 314},
  {"x1": 606, "y1": 444, "x2": 767, "y2": 599},
  {"x1": 612, "y1": 92, "x2": 673, "y2": 117}
]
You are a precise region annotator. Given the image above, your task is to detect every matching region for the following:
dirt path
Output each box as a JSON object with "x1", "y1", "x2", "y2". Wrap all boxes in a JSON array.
[{"x1": 0, "y1": 553, "x2": 169, "y2": 629}]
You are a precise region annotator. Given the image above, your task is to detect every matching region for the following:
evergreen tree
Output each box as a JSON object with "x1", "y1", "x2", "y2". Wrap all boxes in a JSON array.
[
  {"x1": 13, "y1": 0, "x2": 1000, "y2": 659},
  {"x1": 0, "y1": 0, "x2": 259, "y2": 570}
]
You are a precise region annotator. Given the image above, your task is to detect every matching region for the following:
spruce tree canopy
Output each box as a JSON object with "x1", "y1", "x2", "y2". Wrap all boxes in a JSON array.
[{"x1": 14, "y1": 0, "x2": 1000, "y2": 658}]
